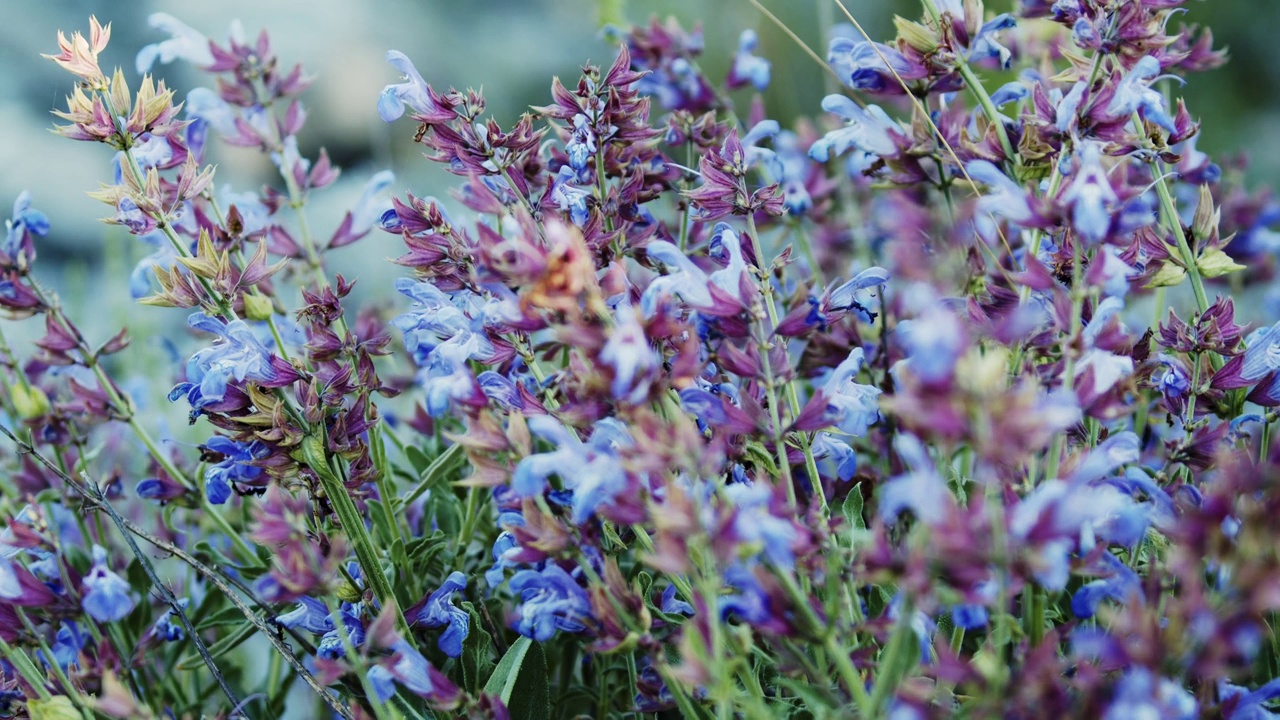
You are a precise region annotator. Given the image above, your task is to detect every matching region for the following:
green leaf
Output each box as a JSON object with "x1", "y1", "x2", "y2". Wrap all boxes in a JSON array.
[
  {"x1": 460, "y1": 602, "x2": 494, "y2": 693},
  {"x1": 483, "y1": 637, "x2": 549, "y2": 720},
  {"x1": 405, "y1": 445, "x2": 433, "y2": 476},
  {"x1": 1196, "y1": 247, "x2": 1247, "y2": 278},
  {"x1": 1145, "y1": 261, "x2": 1186, "y2": 288},
  {"x1": 404, "y1": 444, "x2": 465, "y2": 506},
  {"x1": 840, "y1": 483, "x2": 865, "y2": 530},
  {"x1": 743, "y1": 440, "x2": 779, "y2": 477}
]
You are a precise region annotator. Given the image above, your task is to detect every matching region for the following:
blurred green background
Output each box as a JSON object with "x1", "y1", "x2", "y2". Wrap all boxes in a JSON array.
[{"x1": 1, "y1": 0, "x2": 1275, "y2": 269}]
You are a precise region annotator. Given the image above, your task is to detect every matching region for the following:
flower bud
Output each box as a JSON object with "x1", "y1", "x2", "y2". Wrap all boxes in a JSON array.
[
  {"x1": 10, "y1": 383, "x2": 50, "y2": 419},
  {"x1": 1196, "y1": 247, "x2": 1245, "y2": 278},
  {"x1": 243, "y1": 291, "x2": 274, "y2": 321}
]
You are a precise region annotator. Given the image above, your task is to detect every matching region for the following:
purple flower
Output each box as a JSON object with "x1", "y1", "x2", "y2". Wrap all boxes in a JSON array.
[
  {"x1": 485, "y1": 529, "x2": 522, "y2": 589},
  {"x1": 509, "y1": 564, "x2": 593, "y2": 641},
  {"x1": 809, "y1": 95, "x2": 899, "y2": 161},
  {"x1": 202, "y1": 436, "x2": 268, "y2": 505},
  {"x1": 416, "y1": 571, "x2": 469, "y2": 658},
  {"x1": 82, "y1": 546, "x2": 137, "y2": 623},
  {"x1": 512, "y1": 416, "x2": 631, "y2": 524}
]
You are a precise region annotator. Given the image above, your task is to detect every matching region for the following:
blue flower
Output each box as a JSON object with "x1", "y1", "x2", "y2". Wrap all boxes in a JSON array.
[
  {"x1": 724, "y1": 481, "x2": 798, "y2": 567},
  {"x1": 348, "y1": 170, "x2": 397, "y2": 238},
  {"x1": 729, "y1": 30, "x2": 771, "y2": 91},
  {"x1": 512, "y1": 416, "x2": 632, "y2": 524},
  {"x1": 1104, "y1": 669, "x2": 1196, "y2": 720},
  {"x1": 416, "y1": 571, "x2": 469, "y2": 658},
  {"x1": 809, "y1": 95, "x2": 898, "y2": 161},
  {"x1": 368, "y1": 639, "x2": 438, "y2": 702},
  {"x1": 275, "y1": 597, "x2": 334, "y2": 635},
  {"x1": 40, "y1": 622, "x2": 87, "y2": 670},
  {"x1": 151, "y1": 599, "x2": 190, "y2": 642},
  {"x1": 485, "y1": 530, "x2": 522, "y2": 588},
  {"x1": 827, "y1": 37, "x2": 923, "y2": 94},
  {"x1": 392, "y1": 279, "x2": 484, "y2": 363},
  {"x1": 1219, "y1": 678, "x2": 1280, "y2": 720},
  {"x1": 827, "y1": 267, "x2": 890, "y2": 320},
  {"x1": 820, "y1": 348, "x2": 882, "y2": 436},
  {"x1": 1071, "y1": 553, "x2": 1140, "y2": 619},
  {"x1": 550, "y1": 167, "x2": 592, "y2": 226},
  {"x1": 811, "y1": 432, "x2": 858, "y2": 481},
  {"x1": 1240, "y1": 321, "x2": 1280, "y2": 382},
  {"x1": 3, "y1": 191, "x2": 50, "y2": 262},
  {"x1": 660, "y1": 585, "x2": 694, "y2": 617},
  {"x1": 565, "y1": 114, "x2": 597, "y2": 180},
  {"x1": 1104, "y1": 56, "x2": 1179, "y2": 133},
  {"x1": 134, "y1": 13, "x2": 214, "y2": 73},
  {"x1": 128, "y1": 231, "x2": 179, "y2": 299},
  {"x1": 600, "y1": 308, "x2": 659, "y2": 404},
  {"x1": 878, "y1": 434, "x2": 948, "y2": 525},
  {"x1": 720, "y1": 564, "x2": 777, "y2": 626},
  {"x1": 760, "y1": 130, "x2": 814, "y2": 215},
  {"x1": 185, "y1": 88, "x2": 240, "y2": 148},
  {"x1": 82, "y1": 546, "x2": 137, "y2": 623},
  {"x1": 202, "y1": 436, "x2": 269, "y2": 505},
  {"x1": 641, "y1": 223, "x2": 748, "y2": 316},
  {"x1": 896, "y1": 302, "x2": 965, "y2": 383},
  {"x1": 509, "y1": 564, "x2": 592, "y2": 641},
  {"x1": 967, "y1": 14, "x2": 1017, "y2": 68},
  {"x1": 168, "y1": 313, "x2": 280, "y2": 411},
  {"x1": 379, "y1": 51, "x2": 453, "y2": 124},
  {"x1": 1060, "y1": 143, "x2": 1118, "y2": 245},
  {"x1": 968, "y1": 160, "x2": 1033, "y2": 240},
  {"x1": 317, "y1": 605, "x2": 365, "y2": 660},
  {"x1": 951, "y1": 604, "x2": 989, "y2": 630}
]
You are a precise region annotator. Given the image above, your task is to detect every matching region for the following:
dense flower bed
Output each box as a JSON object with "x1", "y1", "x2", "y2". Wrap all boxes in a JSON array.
[{"x1": 2, "y1": 1, "x2": 1280, "y2": 718}]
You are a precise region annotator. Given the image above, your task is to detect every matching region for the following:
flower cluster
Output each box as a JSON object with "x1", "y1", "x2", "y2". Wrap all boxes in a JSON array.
[{"x1": 1, "y1": 3, "x2": 1279, "y2": 719}]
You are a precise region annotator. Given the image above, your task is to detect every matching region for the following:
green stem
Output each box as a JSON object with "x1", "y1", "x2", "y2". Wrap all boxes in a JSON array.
[
  {"x1": 311, "y1": 440, "x2": 410, "y2": 636},
  {"x1": 0, "y1": 636, "x2": 52, "y2": 701}
]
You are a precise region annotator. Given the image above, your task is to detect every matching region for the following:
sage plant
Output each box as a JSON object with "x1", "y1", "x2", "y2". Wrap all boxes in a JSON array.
[{"x1": 1, "y1": 2, "x2": 1279, "y2": 718}]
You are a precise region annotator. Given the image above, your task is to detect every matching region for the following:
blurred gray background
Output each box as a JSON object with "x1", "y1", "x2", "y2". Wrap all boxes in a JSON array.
[{"x1": 4, "y1": 0, "x2": 1275, "y2": 269}]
